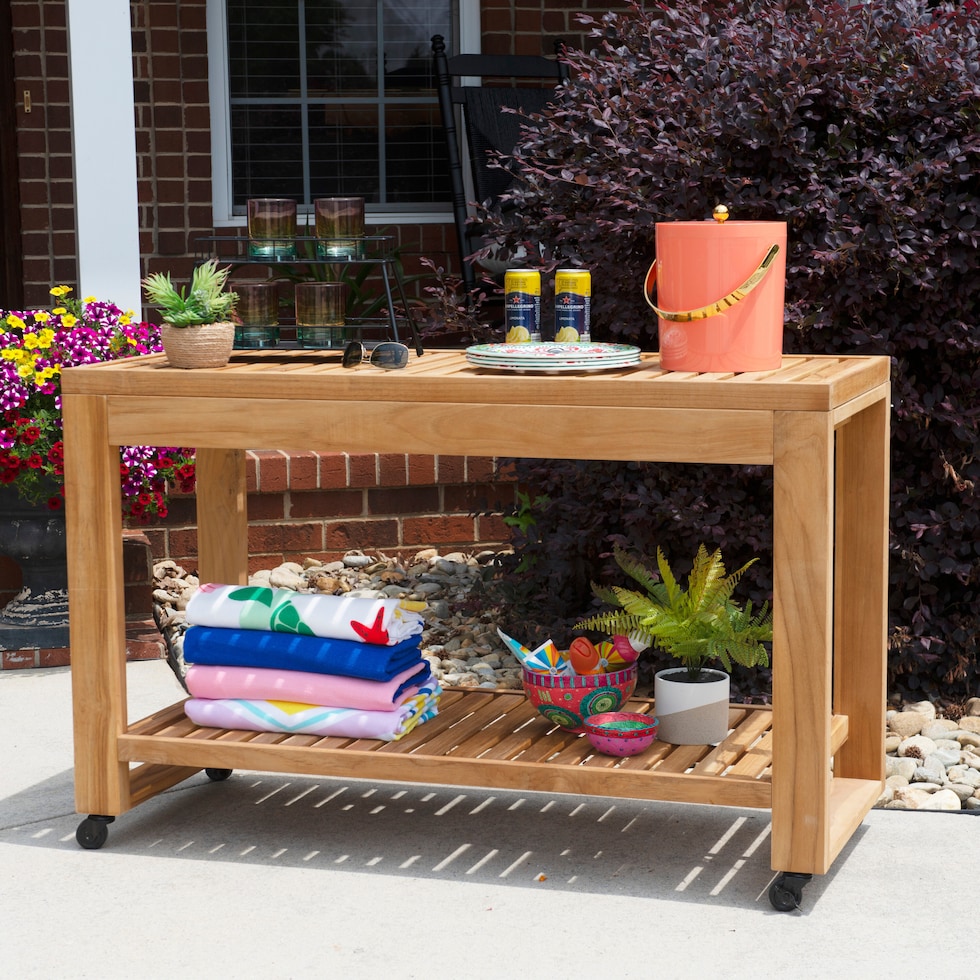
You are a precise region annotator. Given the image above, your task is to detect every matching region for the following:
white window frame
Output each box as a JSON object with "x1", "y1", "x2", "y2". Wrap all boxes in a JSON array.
[{"x1": 206, "y1": 0, "x2": 479, "y2": 227}]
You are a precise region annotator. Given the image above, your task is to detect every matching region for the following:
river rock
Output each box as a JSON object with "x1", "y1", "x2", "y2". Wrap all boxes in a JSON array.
[{"x1": 888, "y1": 711, "x2": 926, "y2": 737}]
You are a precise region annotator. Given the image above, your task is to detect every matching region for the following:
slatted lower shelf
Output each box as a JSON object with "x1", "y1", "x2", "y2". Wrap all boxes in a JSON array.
[{"x1": 116, "y1": 688, "x2": 808, "y2": 812}]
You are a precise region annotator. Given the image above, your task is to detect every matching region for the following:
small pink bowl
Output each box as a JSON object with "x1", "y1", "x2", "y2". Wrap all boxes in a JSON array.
[{"x1": 584, "y1": 711, "x2": 659, "y2": 756}]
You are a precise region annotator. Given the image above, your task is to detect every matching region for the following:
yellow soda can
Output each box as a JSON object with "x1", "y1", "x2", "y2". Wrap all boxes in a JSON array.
[
  {"x1": 504, "y1": 270, "x2": 541, "y2": 342},
  {"x1": 554, "y1": 269, "x2": 591, "y2": 342}
]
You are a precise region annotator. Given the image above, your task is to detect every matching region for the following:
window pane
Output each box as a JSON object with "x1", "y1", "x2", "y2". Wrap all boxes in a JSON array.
[
  {"x1": 309, "y1": 104, "x2": 380, "y2": 200},
  {"x1": 231, "y1": 104, "x2": 305, "y2": 204},
  {"x1": 386, "y1": 104, "x2": 447, "y2": 203},
  {"x1": 227, "y1": 0, "x2": 453, "y2": 211},
  {"x1": 228, "y1": 2, "x2": 300, "y2": 97},
  {"x1": 306, "y1": 1, "x2": 377, "y2": 94}
]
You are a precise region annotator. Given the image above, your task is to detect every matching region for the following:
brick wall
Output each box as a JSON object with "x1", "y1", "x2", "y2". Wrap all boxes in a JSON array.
[
  {"x1": 8, "y1": 0, "x2": 632, "y2": 309},
  {"x1": 0, "y1": 450, "x2": 518, "y2": 669},
  {"x1": 146, "y1": 450, "x2": 517, "y2": 575}
]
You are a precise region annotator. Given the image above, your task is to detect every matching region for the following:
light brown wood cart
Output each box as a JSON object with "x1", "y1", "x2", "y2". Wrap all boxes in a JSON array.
[{"x1": 62, "y1": 350, "x2": 890, "y2": 911}]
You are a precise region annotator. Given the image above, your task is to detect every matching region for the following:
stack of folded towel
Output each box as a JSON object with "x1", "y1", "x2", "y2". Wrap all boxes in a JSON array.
[{"x1": 181, "y1": 584, "x2": 441, "y2": 741}]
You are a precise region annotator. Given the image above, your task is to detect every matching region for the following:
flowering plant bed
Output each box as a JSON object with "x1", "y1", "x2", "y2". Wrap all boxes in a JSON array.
[{"x1": 0, "y1": 287, "x2": 195, "y2": 521}]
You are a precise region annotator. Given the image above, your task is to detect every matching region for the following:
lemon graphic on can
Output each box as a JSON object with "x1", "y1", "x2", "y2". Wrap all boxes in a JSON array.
[
  {"x1": 506, "y1": 325, "x2": 531, "y2": 343},
  {"x1": 554, "y1": 326, "x2": 580, "y2": 342}
]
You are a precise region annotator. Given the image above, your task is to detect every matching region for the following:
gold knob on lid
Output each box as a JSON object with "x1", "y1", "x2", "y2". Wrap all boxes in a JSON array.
[{"x1": 713, "y1": 205, "x2": 729, "y2": 224}]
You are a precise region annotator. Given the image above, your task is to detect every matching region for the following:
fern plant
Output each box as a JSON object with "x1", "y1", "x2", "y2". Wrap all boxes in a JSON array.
[
  {"x1": 142, "y1": 259, "x2": 238, "y2": 327},
  {"x1": 576, "y1": 545, "x2": 772, "y2": 679}
]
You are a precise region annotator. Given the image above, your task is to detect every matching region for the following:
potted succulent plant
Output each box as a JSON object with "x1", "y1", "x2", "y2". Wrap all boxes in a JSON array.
[
  {"x1": 142, "y1": 259, "x2": 238, "y2": 368},
  {"x1": 576, "y1": 544, "x2": 772, "y2": 745}
]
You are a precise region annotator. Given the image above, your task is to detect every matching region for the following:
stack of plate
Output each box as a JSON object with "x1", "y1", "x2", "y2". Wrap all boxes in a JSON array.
[{"x1": 465, "y1": 342, "x2": 642, "y2": 373}]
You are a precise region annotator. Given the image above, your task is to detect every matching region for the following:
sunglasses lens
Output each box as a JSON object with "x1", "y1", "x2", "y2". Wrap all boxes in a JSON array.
[
  {"x1": 370, "y1": 343, "x2": 410, "y2": 370},
  {"x1": 342, "y1": 341, "x2": 364, "y2": 368}
]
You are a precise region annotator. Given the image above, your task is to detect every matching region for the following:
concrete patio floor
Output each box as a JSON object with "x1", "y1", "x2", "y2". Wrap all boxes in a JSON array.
[{"x1": 2, "y1": 659, "x2": 977, "y2": 978}]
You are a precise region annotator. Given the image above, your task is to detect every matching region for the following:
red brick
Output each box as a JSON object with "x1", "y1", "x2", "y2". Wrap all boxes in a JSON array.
[
  {"x1": 288, "y1": 451, "x2": 318, "y2": 490},
  {"x1": 280, "y1": 522, "x2": 323, "y2": 553},
  {"x1": 290, "y1": 489, "x2": 363, "y2": 519},
  {"x1": 368, "y1": 486, "x2": 440, "y2": 514},
  {"x1": 254, "y1": 451, "x2": 288, "y2": 493},
  {"x1": 444, "y1": 482, "x2": 518, "y2": 513},
  {"x1": 125, "y1": 637, "x2": 165, "y2": 661},
  {"x1": 38, "y1": 647, "x2": 71, "y2": 668},
  {"x1": 436, "y1": 455, "x2": 465, "y2": 482},
  {"x1": 247, "y1": 493, "x2": 285, "y2": 520},
  {"x1": 319, "y1": 453, "x2": 348, "y2": 489},
  {"x1": 348, "y1": 453, "x2": 378, "y2": 487},
  {"x1": 247, "y1": 554, "x2": 279, "y2": 575},
  {"x1": 1, "y1": 650, "x2": 37, "y2": 669},
  {"x1": 247, "y1": 525, "x2": 286, "y2": 554},
  {"x1": 125, "y1": 583, "x2": 153, "y2": 616},
  {"x1": 168, "y1": 527, "x2": 199, "y2": 559},
  {"x1": 122, "y1": 531, "x2": 152, "y2": 584},
  {"x1": 465, "y1": 456, "x2": 497, "y2": 483},
  {"x1": 379, "y1": 453, "x2": 408, "y2": 487},
  {"x1": 408, "y1": 454, "x2": 436, "y2": 484},
  {"x1": 324, "y1": 519, "x2": 399, "y2": 551},
  {"x1": 402, "y1": 515, "x2": 476, "y2": 546},
  {"x1": 476, "y1": 513, "x2": 512, "y2": 545}
]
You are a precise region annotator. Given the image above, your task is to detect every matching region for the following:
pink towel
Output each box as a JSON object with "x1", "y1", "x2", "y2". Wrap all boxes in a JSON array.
[
  {"x1": 184, "y1": 661, "x2": 431, "y2": 712},
  {"x1": 184, "y1": 682, "x2": 441, "y2": 741}
]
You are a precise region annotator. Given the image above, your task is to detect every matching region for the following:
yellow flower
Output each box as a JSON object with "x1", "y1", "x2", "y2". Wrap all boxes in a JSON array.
[
  {"x1": 5, "y1": 314, "x2": 25, "y2": 329},
  {"x1": 119, "y1": 314, "x2": 132, "y2": 325},
  {"x1": 50, "y1": 285, "x2": 72, "y2": 297},
  {"x1": 36, "y1": 328, "x2": 55, "y2": 348},
  {"x1": 17, "y1": 362, "x2": 36, "y2": 379},
  {"x1": 83, "y1": 296, "x2": 97, "y2": 304},
  {"x1": 33, "y1": 311, "x2": 51, "y2": 324},
  {"x1": 52, "y1": 307, "x2": 67, "y2": 316},
  {"x1": 61, "y1": 314, "x2": 77, "y2": 328},
  {"x1": 23, "y1": 333, "x2": 41, "y2": 350}
]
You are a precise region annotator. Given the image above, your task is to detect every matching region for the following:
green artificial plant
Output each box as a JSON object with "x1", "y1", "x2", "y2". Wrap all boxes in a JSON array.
[
  {"x1": 142, "y1": 259, "x2": 238, "y2": 327},
  {"x1": 576, "y1": 545, "x2": 773, "y2": 679}
]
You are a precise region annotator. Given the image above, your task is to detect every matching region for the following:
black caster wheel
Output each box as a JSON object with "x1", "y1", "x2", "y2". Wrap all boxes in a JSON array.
[
  {"x1": 768, "y1": 872, "x2": 812, "y2": 911},
  {"x1": 75, "y1": 815, "x2": 114, "y2": 850},
  {"x1": 205, "y1": 768, "x2": 233, "y2": 781}
]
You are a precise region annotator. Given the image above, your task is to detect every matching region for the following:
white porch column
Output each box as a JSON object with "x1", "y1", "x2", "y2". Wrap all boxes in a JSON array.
[{"x1": 65, "y1": 0, "x2": 142, "y2": 315}]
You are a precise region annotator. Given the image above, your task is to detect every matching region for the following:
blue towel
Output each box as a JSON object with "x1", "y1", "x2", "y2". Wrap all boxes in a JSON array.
[{"x1": 183, "y1": 626, "x2": 424, "y2": 682}]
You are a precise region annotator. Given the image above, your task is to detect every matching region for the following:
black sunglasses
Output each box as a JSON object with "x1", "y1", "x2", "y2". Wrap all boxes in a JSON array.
[{"x1": 342, "y1": 341, "x2": 410, "y2": 370}]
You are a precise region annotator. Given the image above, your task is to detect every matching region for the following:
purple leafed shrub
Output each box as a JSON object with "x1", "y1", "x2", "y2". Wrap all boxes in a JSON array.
[{"x1": 480, "y1": 0, "x2": 979, "y2": 703}]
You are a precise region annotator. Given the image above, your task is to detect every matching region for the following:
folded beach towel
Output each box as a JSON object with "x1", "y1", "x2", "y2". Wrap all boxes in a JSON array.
[
  {"x1": 183, "y1": 626, "x2": 424, "y2": 682},
  {"x1": 186, "y1": 584, "x2": 425, "y2": 646},
  {"x1": 184, "y1": 683, "x2": 442, "y2": 741},
  {"x1": 184, "y1": 661, "x2": 432, "y2": 711}
]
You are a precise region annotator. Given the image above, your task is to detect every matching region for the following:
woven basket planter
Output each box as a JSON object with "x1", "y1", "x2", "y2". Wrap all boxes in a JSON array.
[{"x1": 160, "y1": 322, "x2": 235, "y2": 369}]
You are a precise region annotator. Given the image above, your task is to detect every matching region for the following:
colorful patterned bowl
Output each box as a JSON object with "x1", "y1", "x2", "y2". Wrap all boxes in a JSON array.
[
  {"x1": 522, "y1": 665, "x2": 637, "y2": 733},
  {"x1": 584, "y1": 711, "x2": 659, "y2": 756}
]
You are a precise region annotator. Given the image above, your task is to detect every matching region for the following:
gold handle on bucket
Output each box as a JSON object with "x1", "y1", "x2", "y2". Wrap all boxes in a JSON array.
[{"x1": 642, "y1": 244, "x2": 780, "y2": 322}]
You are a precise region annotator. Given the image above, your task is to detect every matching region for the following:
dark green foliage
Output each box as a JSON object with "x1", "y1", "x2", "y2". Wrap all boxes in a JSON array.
[{"x1": 482, "y1": 0, "x2": 979, "y2": 703}]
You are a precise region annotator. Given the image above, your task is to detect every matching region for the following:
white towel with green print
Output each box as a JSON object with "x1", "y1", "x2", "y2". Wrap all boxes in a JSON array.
[{"x1": 185, "y1": 583, "x2": 425, "y2": 646}]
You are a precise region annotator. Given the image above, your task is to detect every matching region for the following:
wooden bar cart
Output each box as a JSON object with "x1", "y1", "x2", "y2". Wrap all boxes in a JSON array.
[{"x1": 62, "y1": 350, "x2": 890, "y2": 911}]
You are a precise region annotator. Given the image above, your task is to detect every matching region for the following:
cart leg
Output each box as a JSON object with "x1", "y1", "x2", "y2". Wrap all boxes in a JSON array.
[
  {"x1": 768, "y1": 872, "x2": 813, "y2": 912},
  {"x1": 75, "y1": 814, "x2": 115, "y2": 850},
  {"x1": 205, "y1": 768, "x2": 233, "y2": 781}
]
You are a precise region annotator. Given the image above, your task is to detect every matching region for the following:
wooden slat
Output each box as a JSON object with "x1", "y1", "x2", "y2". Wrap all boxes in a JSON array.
[
  {"x1": 115, "y1": 691, "x2": 790, "y2": 810},
  {"x1": 63, "y1": 352, "x2": 890, "y2": 416}
]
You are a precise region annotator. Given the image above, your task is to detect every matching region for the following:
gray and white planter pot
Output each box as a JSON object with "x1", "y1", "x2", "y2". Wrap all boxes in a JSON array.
[{"x1": 653, "y1": 667, "x2": 731, "y2": 745}]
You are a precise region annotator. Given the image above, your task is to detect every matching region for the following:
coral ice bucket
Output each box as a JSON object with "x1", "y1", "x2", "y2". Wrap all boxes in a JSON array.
[{"x1": 643, "y1": 215, "x2": 787, "y2": 372}]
